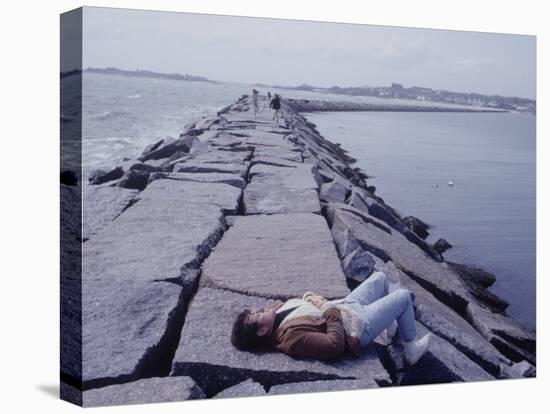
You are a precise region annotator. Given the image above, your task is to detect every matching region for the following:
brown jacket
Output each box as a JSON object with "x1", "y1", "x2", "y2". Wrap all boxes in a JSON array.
[{"x1": 270, "y1": 307, "x2": 350, "y2": 361}]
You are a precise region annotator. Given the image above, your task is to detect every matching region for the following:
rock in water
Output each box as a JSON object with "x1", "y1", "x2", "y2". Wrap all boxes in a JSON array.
[
  {"x1": 402, "y1": 216, "x2": 430, "y2": 240},
  {"x1": 434, "y1": 238, "x2": 452, "y2": 254},
  {"x1": 118, "y1": 170, "x2": 150, "y2": 191},
  {"x1": 88, "y1": 167, "x2": 124, "y2": 185}
]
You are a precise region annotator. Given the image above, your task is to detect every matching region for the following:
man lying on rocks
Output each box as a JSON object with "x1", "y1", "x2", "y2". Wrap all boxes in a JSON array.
[{"x1": 231, "y1": 272, "x2": 432, "y2": 364}]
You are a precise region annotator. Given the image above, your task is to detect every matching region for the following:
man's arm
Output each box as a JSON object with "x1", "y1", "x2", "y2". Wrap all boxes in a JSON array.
[{"x1": 276, "y1": 308, "x2": 346, "y2": 361}]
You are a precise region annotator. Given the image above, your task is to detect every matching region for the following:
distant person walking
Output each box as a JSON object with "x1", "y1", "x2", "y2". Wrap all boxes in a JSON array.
[
  {"x1": 270, "y1": 94, "x2": 281, "y2": 124},
  {"x1": 266, "y1": 91, "x2": 272, "y2": 108},
  {"x1": 252, "y1": 89, "x2": 259, "y2": 117}
]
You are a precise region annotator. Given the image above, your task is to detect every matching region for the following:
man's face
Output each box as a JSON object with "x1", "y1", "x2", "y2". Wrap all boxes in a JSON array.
[{"x1": 246, "y1": 306, "x2": 276, "y2": 336}]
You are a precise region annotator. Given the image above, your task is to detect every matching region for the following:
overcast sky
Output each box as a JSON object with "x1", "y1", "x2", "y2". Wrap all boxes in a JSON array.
[{"x1": 80, "y1": 7, "x2": 536, "y2": 99}]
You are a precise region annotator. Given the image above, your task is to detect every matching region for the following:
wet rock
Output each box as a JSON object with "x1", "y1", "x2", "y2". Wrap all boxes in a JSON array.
[
  {"x1": 402, "y1": 216, "x2": 430, "y2": 240},
  {"x1": 434, "y1": 238, "x2": 452, "y2": 254},
  {"x1": 201, "y1": 213, "x2": 349, "y2": 299},
  {"x1": 141, "y1": 138, "x2": 165, "y2": 156},
  {"x1": 82, "y1": 377, "x2": 205, "y2": 407},
  {"x1": 141, "y1": 136, "x2": 198, "y2": 162},
  {"x1": 88, "y1": 167, "x2": 124, "y2": 185},
  {"x1": 341, "y1": 248, "x2": 376, "y2": 284},
  {"x1": 118, "y1": 170, "x2": 150, "y2": 191},
  {"x1": 61, "y1": 170, "x2": 78, "y2": 186},
  {"x1": 448, "y1": 261, "x2": 496, "y2": 288}
]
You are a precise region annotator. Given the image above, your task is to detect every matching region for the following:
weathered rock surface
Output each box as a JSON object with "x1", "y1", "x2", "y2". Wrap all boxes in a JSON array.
[
  {"x1": 140, "y1": 136, "x2": 197, "y2": 162},
  {"x1": 171, "y1": 288, "x2": 390, "y2": 396},
  {"x1": 82, "y1": 279, "x2": 185, "y2": 384},
  {"x1": 83, "y1": 185, "x2": 138, "y2": 240},
  {"x1": 81, "y1": 180, "x2": 241, "y2": 384},
  {"x1": 434, "y1": 238, "x2": 452, "y2": 254},
  {"x1": 244, "y1": 164, "x2": 320, "y2": 215},
  {"x1": 269, "y1": 378, "x2": 379, "y2": 395},
  {"x1": 402, "y1": 216, "x2": 430, "y2": 240},
  {"x1": 88, "y1": 166, "x2": 124, "y2": 185},
  {"x1": 214, "y1": 379, "x2": 266, "y2": 399},
  {"x1": 118, "y1": 170, "x2": 150, "y2": 190},
  {"x1": 201, "y1": 213, "x2": 349, "y2": 299},
  {"x1": 465, "y1": 303, "x2": 536, "y2": 364},
  {"x1": 341, "y1": 248, "x2": 376, "y2": 285},
  {"x1": 82, "y1": 377, "x2": 205, "y2": 407},
  {"x1": 174, "y1": 160, "x2": 248, "y2": 177},
  {"x1": 149, "y1": 171, "x2": 246, "y2": 189}
]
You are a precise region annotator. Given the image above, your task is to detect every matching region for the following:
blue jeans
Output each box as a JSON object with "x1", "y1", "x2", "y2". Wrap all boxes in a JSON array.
[{"x1": 341, "y1": 272, "x2": 416, "y2": 345}]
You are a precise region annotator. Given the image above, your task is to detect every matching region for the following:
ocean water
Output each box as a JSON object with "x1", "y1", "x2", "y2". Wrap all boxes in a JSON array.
[
  {"x1": 73, "y1": 72, "x2": 480, "y2": 175},
  {"x1": 305, "y1": 111, "x2": 536, "y2": 329}
]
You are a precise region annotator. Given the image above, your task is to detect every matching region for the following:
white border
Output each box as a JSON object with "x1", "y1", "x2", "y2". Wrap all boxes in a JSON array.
[{"x1": 1, "y1": 1, "x2": 546, "y2": 413}]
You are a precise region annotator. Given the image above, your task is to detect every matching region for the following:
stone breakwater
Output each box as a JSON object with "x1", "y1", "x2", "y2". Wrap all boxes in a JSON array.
[
  {"x1": 60, "y1": 95, "x2": 535, "y2": 407},
  {"x1": 285, "y1": 99, "x2": 507, "y2": 113}
]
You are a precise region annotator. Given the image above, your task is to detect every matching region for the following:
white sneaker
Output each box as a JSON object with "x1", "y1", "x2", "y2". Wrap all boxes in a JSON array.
[{"x1": 403, "y1": 333, "x2": 433, "y2": 365}]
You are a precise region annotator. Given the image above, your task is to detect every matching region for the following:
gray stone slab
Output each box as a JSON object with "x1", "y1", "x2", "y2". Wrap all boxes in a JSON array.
[
  {"x1": 214, "y1": 379, "x2": 266, "y2": 399},
  {"x1": 202, "y1": 214, "x2": 349, "y2": 299},
  {"x1": 174, "y1": 161, "x2": 248, "y2": 177},
  {"x1": 84, "y1": 181, "x2": 240, "y2": 285},
  {"x1": 82, "y1": 376, "x2": 205, "y2": 407},
  {"x1": 171, "y1": 288, "x2": 390, "y2": 386},
  {"x1": 252, "y1": 146, "x2": 303, "y2": 162},
  {"x1": 269, "y1": 378, "x2": 378, "y2": 396},
  {"x1": 244, "y1": 164, "x2": 320, "y2": 215},
  {"x1": 150, "y1": 172, "x2": 246, "y2": 189},
  {"x1": 250, "y1": 156, "x2": 302, "y2": 169},
  {"x1": 83, "y1": 279, "x2": 182, "y2": 383},
  {"x1": 137, "y1": 178, "x2": 242, "y2": 214},
  {"x1": 83, "y1": 185, "x2": 139, "y2": 240},
  {"x1": 190, "y1": 149, "x2": 252, "y2": 165},
  {"x1": 81, "y1": 180, "x2": 241, "y2": 382},
  {"x1": 241, "y1": 130, "x2": 294, "y2": 146}
]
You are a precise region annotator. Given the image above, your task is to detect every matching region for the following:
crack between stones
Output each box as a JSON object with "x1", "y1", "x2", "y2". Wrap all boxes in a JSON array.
[{"x1": 170, "y1": 362, "x2": 357, "y2": 398}]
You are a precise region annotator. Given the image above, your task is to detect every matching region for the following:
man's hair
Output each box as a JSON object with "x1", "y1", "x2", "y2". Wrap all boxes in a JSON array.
[{"x1": 231, "y1": 309, "x2": 271, "y2": 351}]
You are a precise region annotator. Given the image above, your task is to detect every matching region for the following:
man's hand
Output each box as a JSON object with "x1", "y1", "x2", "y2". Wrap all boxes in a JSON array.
[{"x1": 304, "y1": 293, "x2": 328, "y2": 310}]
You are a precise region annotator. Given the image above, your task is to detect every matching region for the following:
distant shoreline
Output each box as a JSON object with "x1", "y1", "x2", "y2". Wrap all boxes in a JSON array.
[{"x1": 61, "y1": 67, "x2": 216, "y2": 84}]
